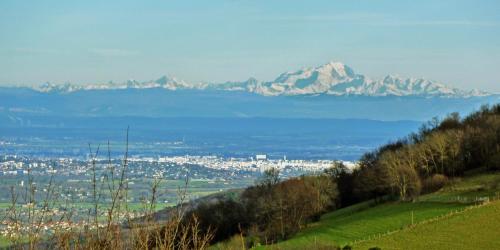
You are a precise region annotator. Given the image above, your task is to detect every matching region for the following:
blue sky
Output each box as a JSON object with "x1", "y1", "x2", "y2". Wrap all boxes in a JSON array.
[{"x1": 1, "y1": 0, "x2": 499, "y2": 92}]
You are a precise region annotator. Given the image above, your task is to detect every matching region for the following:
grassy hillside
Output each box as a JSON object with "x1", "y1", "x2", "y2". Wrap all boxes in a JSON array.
[
  {"x1": 256, "y1": 172, "x2": 500, "y2": 249},
  {"x1": 354, "y1": 199, "x2": 500, "y2": 250}
]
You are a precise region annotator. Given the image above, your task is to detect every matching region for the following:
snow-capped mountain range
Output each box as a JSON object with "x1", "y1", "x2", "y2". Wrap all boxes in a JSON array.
[{"x1": 32, "y1": 62, "x2": 488, "y2": 97}]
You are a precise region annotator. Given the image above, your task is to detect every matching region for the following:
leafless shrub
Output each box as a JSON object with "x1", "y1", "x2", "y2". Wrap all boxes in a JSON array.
[
  {"x1": 422, "y1": 174, "x2": 448, "y2": 194},
  {"x1": 3, "y1": 128, "x2": 213, "y2": 250}
]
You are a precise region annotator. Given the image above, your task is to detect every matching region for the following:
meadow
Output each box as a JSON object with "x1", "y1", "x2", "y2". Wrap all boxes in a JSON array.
[
  {"x1": 354, "y1": 199, "x2": 500, "y2": 249},
  {"x1": 247, "y1": 172, "x2": 500, "y2": 249}
]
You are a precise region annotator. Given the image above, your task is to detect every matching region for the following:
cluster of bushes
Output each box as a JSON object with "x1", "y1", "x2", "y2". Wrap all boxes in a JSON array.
[{"x1": 188, "y1": 104, "x2": 500, "y2": 247}]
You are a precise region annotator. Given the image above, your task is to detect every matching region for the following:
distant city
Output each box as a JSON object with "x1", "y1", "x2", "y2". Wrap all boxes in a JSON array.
[
  {"x1": 0, "y1": 153, "x2": 355, "y2": 179},
  {"x1": 0, "y1": 152, "x2": 352, "y2": 235}
]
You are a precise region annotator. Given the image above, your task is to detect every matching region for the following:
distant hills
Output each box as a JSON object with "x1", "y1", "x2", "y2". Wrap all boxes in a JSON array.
[
  {"x1": 0, "y1": 88, "x2": 497, "y2": 122},
  {"x1": 31, "y1": 61, "x2": 488, "y2": 98},
  {"x1": 0, "y1": 61, "x2": 498, "y2": 122}
]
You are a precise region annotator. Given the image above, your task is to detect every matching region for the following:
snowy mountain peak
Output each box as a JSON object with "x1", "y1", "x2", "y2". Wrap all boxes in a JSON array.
[
  {"x1": 154, "y1": 75, "x2": 184, "y2": 85},
  {"x1": 258, "y1": 61, "x2": 365, "y2": 96},
  {"x1": 273, "y1": 61, "x2": 356, "y2": 85},
  {"x1": 317, "y1": 61, "x2": 356, "y2": 78},
  {"x1": 154, "y1": 76, "x2": 170, "y2": 84},
  {"x1": 152, "y1": 75, "x2": 192, "y2": 90},
  {"x1": 30, "y1": 61, "x2": 488, "y2": 97}
]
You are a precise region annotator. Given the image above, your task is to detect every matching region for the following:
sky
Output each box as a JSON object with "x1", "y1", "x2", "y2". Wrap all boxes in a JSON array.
[{"x1": 0, "y1": 0, "x2": 499, "y2": 92}]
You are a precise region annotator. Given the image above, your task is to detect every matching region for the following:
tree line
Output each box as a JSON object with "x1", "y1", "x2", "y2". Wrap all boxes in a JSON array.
[{"x1": 353, "y1": 104, "x2": 500, "y2": 202}]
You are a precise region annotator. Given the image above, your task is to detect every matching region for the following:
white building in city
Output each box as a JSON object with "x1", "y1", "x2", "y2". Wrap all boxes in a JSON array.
[{"x1": 255, "y1": 154, "x2": 267, "y2": 161}]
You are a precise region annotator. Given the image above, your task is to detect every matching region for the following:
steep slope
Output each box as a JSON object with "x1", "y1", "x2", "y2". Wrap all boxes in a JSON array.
[
  {"x1": 256, "y1": 201, "x2": 467, "y2": 249},
  {"x1": 256, "y1": 172, "x2": 500, "y2": 249},
  {"x1": 354, "y1": 200, "x2": 500, "y2": 250}
]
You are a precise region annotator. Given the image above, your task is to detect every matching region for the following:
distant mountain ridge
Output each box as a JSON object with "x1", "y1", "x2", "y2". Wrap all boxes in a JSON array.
[{"x1": 31, "y1": 62, "x2": 488, "y2": 97}]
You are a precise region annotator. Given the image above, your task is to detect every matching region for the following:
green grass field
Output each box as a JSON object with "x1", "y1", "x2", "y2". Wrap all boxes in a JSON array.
[
  {"x1": 354, "y1": 200, "x2": 500, "y2": 250},
  {"x1": 259, "y1": 201, "x2": 468, "y2": 249},
  {"x1": 256, "y1": 172, "x2": 500, "y2": 249},
  {"x1": 0, "y1": 236, "x2": 10, "y2": 248}
]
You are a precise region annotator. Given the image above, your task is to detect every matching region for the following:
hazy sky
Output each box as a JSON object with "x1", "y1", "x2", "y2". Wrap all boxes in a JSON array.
[{"x1": 1, "y1": 0, "x2": 499, "y2": 92}]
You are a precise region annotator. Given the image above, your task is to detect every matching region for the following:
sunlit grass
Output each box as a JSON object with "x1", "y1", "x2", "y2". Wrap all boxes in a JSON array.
[
  {"x1": 259, "y1": 172, "x2": 500, "y2": 249},
  {"x1": 354, "y1": 200, "x2": 500, "y2": 250}
]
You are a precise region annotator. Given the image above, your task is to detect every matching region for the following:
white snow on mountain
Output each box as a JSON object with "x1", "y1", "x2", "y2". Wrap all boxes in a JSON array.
[
  {"x1": 254, "y1": 62, "x2": 366, "y2": 96},
  {"x1": 32, "y1": 62, "x2": 489, "y2": 97}
]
